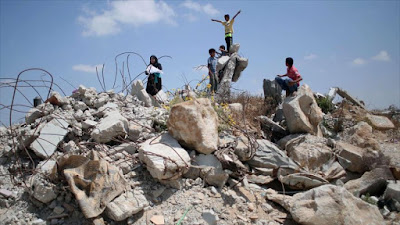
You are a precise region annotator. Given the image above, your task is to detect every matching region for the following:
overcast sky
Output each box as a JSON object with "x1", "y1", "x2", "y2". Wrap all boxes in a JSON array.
[{"x1": 1, "y1": 0, "x2": 399, "y2": 124}]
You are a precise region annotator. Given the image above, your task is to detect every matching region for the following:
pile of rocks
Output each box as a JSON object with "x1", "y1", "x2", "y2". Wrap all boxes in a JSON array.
[{"x1": 0, "y1": 79, "x2": 398, "y2": 225}]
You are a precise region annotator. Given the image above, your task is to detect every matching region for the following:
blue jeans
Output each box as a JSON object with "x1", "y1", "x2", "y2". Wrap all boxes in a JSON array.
[{"x1": 275, "y1": 76, "x2": 298, "y2": 94}]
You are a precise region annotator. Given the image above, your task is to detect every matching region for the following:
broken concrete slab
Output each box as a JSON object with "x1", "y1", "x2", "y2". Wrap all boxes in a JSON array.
[
  {"x1": 327, "y1": 87, "x2": 338, "y2": 100},
  {"x1": 263, "y1": 79, "x2": 282, "y2": 104},
  {"x1": 283, "y1": 85, "x2": 324, "y2": 136},
  {"x1": 256, "y1": 116, "x2": 288, "y2": 140},
  {"x1": 266, "y1": 184, "x2": 385, "y2": 225},
  {"x1": 139, "y1": 133, "x2": 191, "y2": 180},
  {"x1": 168, "y1": 98, "x2": 218, "y2": 154},
  {"x1": 30, "y1": 119, "x2": 69, "y2": 159},
  {"x1": 91, "y1": 111, "x2": 128, "y2": 143},
  {"x1": 344, "y1": 168, "x2": 394, "y2": 197},
  {"x1": 247, "y1": 139, "x2": 299, "y2": 175},
  {"x1": 105, "y1": 190, "x2": 148, "y2": 221},
  {"x1": 336, "y1": 88, "x2": 366, "y2": 109},
  {"x1": 366, "y1": 114, "x2": 395, "y2": 130}
]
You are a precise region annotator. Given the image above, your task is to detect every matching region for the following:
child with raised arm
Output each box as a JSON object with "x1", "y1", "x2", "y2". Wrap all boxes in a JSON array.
[
  {"x1": 211, "y1": 10, "x2": 241, "y2": 53},
  {"x1": 275, "y1": 57, "x2": 303, "y2": 97}
]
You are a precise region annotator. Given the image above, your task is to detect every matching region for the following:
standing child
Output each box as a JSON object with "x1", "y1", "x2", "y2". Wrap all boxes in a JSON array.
[
  {"x1": 145, "y1": 55, "x2": 163, "y2": 96},
  {"x1": 211, "y1": 10, "x2": 241, "y2": 53},
  {"x1": 207, "y1": 48, "x2": 218, "y2": 93},
  {"x1": 275, "y1": 57, "x2": 303, "y2": 97}
]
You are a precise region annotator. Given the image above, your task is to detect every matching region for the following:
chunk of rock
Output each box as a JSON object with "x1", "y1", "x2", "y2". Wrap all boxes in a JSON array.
[
  {"x1": 285, "y1": 134, "x2": 333, "y2": 170},
  {"x1": 91, "y1": 111, "x2": 128, "y2": 143},
  {"x1": 366, "y1": 114, "x2": 395, "y2": 130},
  {"x1": 336, "y1": 141, "x2": 367, "y2": 173},
  {"x1": 202, "y1": 209, "x2": 219, "y2": 225},
  {"x1": 194, "y1": 154, "x2": 229, "y2": 188},
  {"x1": 228, "y1": 103, "x2": 243, "y2": 115},
  {"x1": 234, "y1": 135, "x2": 253, "y2": 161},
  {"x1": 167, "y1": 98, "x2": 218, "y2": 154},
  {"x1": 37, "y1": 160, "x2": 57, "y2": 180},
  {"x1": 25, "y1": 108, "x2": 44, "y2": 124},
  {"x1": 283, "y1": 84, "x2": 324, "y2": 136},
  {"x1": 384, "y1": 180, "x2": 400, "y2": 202},
  {"x1": 32, "y1": 179, "x2": 57, "y2": 204},
  {"x1": 139, "y1": 134, "x2": 190, "y2": 180},
  {"x1": 131, "y1": 80, "x2": 159, "y2": 107},
  {"x1": 105, "y1": 190, "x2": 148, "y2": 221},
  {"x1": 232, "y1": 57, "x2": 248, "y2": 82},
  {"x1": 344, "y1": 168, "x2": 394, "y2": 197},
  {"x1": 111, "y1": 142, "x2": 137, "y2": 154},
  {"x1": 82, "y1": 119, "x2": 97, "y2": 129},
  {"x1": 30, "y1": 119, "x2": 69, "y2": 159},
  {"x1": 60, "y1": 154, "x2": 126, "y2": 218},
  {"x1": 277, "y1": 167, "x2": 329, "y2": 190},
  {"x1": 266, "y1": 184, "x2": 384, "y2": 225},
  {"x1": 216, "y1": 56, "x2": 229, "y2": 73}
]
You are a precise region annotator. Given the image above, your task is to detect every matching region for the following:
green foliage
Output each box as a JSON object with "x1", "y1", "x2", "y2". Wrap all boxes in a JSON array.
[
  {"x1": 361, "y1": 193, "x2": 377, "y2": 205},
  {"x1": 316, "y1": 96, "x2": 335, "y2": 114}
]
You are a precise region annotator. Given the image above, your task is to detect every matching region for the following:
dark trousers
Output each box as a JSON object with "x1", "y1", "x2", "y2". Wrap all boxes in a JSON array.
[{"x1": 225, "y1": 36, "x2": 232, "y2": 53}]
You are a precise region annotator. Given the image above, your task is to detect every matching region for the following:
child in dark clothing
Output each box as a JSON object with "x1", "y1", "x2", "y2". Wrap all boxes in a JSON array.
[
  {"x1": 145, "y1": 55, "x2": 163, "y2": 96},
  {"x1": 216, "y1": 45, "x2": 228, "y2": 57}
]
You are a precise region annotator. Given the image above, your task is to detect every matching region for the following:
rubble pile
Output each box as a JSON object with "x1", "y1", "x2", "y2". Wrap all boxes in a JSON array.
[{"x1": 0, "y1": 76, "x2": 399, "y2": 225}]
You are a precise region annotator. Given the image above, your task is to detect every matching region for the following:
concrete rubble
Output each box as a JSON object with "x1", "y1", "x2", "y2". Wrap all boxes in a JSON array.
[
  {"x1": 139, "y1": 133, "x2": 191, "y2": 180},
  {"x1": 263, "y1": 79, "x2": 282, "y2": 104},
  {"x1": 283, "y1": 84, "x2": 324, "y2": 136},
  {"x1": 266, "y1": 184, "x2": 385, "y2": 225},
  {"x1": 0, "y1": 79, "x2": 398, "y2": 225},
  {"x1": 216, "y1": 43, "x2": 248, "y2": 103},
  {"x1": 167, "y1": 98, "x2": 218, "y2": 154}
]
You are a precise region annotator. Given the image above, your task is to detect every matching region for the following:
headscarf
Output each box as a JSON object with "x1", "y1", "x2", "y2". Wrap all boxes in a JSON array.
[{"x1": 150, "y1": 55, "x2": 162, "y2": 70}]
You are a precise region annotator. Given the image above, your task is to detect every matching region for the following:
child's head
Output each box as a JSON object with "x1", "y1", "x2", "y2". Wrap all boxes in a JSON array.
[
  {"x1": 209, "y1": 48, "x2": 216, "y2": 57},
  {"x1": 285, "y1": 57, "x2": 294, "y2": 67},
  {"x1": 224, "y1": 14, "x2": 230, "y2": 21},
  {"x1": 219, "y1": 45, "x2": 225, "y2": 51},
  {"x1": 150, "y1": 55, "x2": 158, "y2": 65}
]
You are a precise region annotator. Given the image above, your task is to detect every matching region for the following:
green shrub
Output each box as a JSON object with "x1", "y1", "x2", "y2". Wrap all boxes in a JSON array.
[{"x1": 316, "y1": 96, "x2": 335, "y2": 113}]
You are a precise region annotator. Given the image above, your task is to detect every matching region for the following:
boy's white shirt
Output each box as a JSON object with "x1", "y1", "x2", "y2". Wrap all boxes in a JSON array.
[{"x1": 146, "y1": 65, "x2": 163, "y2": 74}]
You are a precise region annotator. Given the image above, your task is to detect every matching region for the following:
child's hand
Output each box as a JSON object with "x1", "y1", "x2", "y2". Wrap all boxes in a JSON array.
[{"x1": 288, "y1": 81, "x2": 295, "y2": 86}]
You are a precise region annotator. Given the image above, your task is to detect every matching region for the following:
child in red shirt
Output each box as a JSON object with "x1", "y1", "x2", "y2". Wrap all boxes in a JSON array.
[{"x1": 275, "y1": 57, "x2": 303, "y2": 97}]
